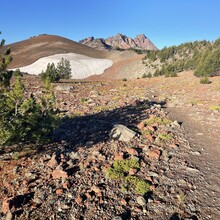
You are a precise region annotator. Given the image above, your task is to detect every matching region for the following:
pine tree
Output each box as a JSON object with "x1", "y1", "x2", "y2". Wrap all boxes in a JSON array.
[
  {"x1": 56, "y1": 58, "x2": 71, "y2": 79},
  {"x1": 0, "y1": 75, "x2": 58, "y2": 147},
  {"x1": 40, "y1": 63, "x2": 60, "y2": 83},
  {"x1": 0, "y1": 32, "x2": 13, "y2": 90}
]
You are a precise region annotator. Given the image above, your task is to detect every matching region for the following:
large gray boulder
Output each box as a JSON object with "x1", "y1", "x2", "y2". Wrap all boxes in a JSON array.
[{"x1": 110, "y1": 124, "x2": 136, "y2": 142}]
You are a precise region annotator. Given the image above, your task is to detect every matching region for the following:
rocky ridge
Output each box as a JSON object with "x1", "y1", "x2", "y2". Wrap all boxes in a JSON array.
[{"x1": 80, "y1": 34, "x2": 158, "y2": 51}]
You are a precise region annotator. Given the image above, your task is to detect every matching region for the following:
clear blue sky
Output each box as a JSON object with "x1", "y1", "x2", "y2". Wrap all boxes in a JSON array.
[{"x1": 1, "y1": 0, "x2": 220, "y2": 49}]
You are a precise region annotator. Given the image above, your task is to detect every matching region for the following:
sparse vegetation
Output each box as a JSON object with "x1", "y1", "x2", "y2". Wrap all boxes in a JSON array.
[
  {"x1": 106, "y1": 158, "x2": 150, "y2": 195},
  {"x1": 80, "y1": 97, "x2": 88, "y2": 103},
  {"x1": 209, "y1": 105, "x2": 220, "y2": 111},
  {"x1": 142, "y1": 73, "x2": 152, "y2": 78},
  {"x1": 157, "y1": 132, "x2": 173, "y2": 142},
  {"x1": 144, "y1": 116, "x2": 172, "y2": 126},
  {"x1": 199, "y1": 76, "x2": 211, "y2": 84},
  {"x1": 124, "y1": 175, "x2": 150, "y2": 195}
]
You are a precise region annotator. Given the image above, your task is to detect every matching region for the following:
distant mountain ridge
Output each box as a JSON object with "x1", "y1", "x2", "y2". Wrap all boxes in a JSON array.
[{"x1": 79, "y1": 33, "x2": 158, "y2": 51}]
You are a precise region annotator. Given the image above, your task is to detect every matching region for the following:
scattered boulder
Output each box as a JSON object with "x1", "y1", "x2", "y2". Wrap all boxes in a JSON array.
[{"x1": 110, "y1": 124, "x2": 136, "y2": 142}]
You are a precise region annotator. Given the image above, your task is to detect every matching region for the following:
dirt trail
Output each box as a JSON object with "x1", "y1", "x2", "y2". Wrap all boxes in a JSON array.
[
  {"x1": 168, "y1": 107, "x2": 220, "y2": 219},
  {"x1": 145, "y1": 72, "x2": 220, "y2": 219}
]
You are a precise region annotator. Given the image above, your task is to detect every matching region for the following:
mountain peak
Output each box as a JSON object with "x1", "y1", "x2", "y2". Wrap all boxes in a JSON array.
[
  {"x1": 79, "y1": 34, "x2": 157, "y2": 50},
  {"x1": 134, "y1": 34, "x2": 157, "y2": 50}
]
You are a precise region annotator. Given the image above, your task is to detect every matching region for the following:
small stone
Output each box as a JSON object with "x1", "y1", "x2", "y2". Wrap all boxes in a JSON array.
[
  {"x1": 63, "y1": 182, "x2": 69, "y2": 189},
  {"x1": 114, "y1": 152, "x2": 124, "y2": 161},
  {"x1": 147, "y1": 171, "x2": 159, "y2": 177},
  {"x1": 169, "y1": 143, "x2": 178, "y2": 149},
  {"x1": 69, "y1": 152, "x2": 81, "y2": 160},
  {"x1": 129, "y1": 168, "x2": 138, "y2": 175},
  {"x1": 85, "y1": 192, "x2": 92, "y2": 200},
  {"x1": 146, "y1": 149, "x2": 161, "y2": 159},
  {"x1": 147, "y1": 134, "x2": 154, "y2": 143},
  {"x1": 190, "y1": 151, "x2": 201, "y2": 156},
  {"x1": 1, "y1": 198, "x2": 12, "y2": 214},
  {"x1": 145, "y1": 176, "x2": 152, "y2": 182},
  {"x1": 171, "y1": 120, "x2": 181, "y2": 128},
  {"x1": 47, "y1": 154, "x2": 58, "y2": 168},
  {"x1": 52, "y1": 169, "x2": 68, "y2": 179},
  {"x1": 143, "y1": 146, "x2": 150, "y2": 152},
  {"x1": 134, "y1": 207, "x2": 142, "y2": 212},
  {"x1": 75, "y1": 195, "x2": 83, "y2": 206},
  {"x1": 56, "y1": 189, "x2": 63, "y2": 195},
  {"x1": 126, "y1": 148, "x2": 138, "y2": 156},
  {"x1": 136, "y1": 196, "x2": 146, "y2": 206},
  {"x1": 146, "y1": 126, "x2": 155, "y2": 132},
  {"x1": 91, "y1": 186, "x2": 101, "y2": 194},
  {"x1": 137, "y1": 122, "x2": 145, "y2": 130},
  {"x1": 121, "y1": 199, "x2": 127, "y2": 206},
  {"x1": 112, "y1": 216, "x2": 122, "y2": 220},
  {"x1": 186, "y1": 167, "x2": 200, "y2": 173}
]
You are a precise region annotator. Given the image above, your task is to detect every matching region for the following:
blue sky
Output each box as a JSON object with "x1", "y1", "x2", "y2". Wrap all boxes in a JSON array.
[{"x1": 1, "y1": 0, "x2": 220, "y2": 49}]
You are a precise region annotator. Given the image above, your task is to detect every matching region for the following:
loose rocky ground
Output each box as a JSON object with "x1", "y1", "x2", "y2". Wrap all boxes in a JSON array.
[{"x1": 0, "y1": 72, "x2": 220, "y2": 219}]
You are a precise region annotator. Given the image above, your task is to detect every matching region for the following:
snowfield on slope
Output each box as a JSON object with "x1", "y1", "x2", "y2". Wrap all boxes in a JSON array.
[{"x1": 11, "y1": 53, "x2": 113, "y2": 79}]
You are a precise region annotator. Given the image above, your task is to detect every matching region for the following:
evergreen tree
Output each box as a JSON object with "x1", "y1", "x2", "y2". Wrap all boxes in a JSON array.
[
  {"x1": 40, "y1": 63, "x2": 61, "y2": 83},
  {"x1": 0, "y1": 32, "x2": 13, "y2": 90},
  {"x1": 56, "y1": 58, "x2": 72, "y2": 79},
  {"x1": 0, "y1": 75, "x2": 58, "y2": 147}
]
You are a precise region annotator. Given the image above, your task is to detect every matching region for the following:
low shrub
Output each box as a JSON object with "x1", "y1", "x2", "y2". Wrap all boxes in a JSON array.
[
  {"x1": 105, "y1": 158, "x2": 150, "y2": 195},
  {"x1": 200, "y1": 77, "x2": 211, "y2": 84}
]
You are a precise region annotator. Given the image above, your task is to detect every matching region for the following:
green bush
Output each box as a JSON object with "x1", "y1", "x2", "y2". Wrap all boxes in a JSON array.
[
  {"x1": 0, "y1": 76, "x2": 58, "y2": 147},
  {"x1": 40, "y1": 63, "x2": 60, "y2": 83},
  {"x1": 106, "y1": 158, "x2": 140, "y2": 179},
  {"x1": 200, "y1": 76, "x2": 211, "y2": 84},
  {"x1": 40, "y1": 58, "x2": 72, "y2": 83},
  {"x1": 105, "y1": 158, "x2": 150, "y2": 195},
  {"x1": 124, "y1": 175, "x2": 150, "y2": 195},
  {"x1": 142, "y1": 73, "x2": 152, "y2": 78}
]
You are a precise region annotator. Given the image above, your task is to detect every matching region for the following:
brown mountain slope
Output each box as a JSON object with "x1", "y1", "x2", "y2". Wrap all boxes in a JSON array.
[{"x1": 6, "y1": 34, "x2": 108, "y2": 68}]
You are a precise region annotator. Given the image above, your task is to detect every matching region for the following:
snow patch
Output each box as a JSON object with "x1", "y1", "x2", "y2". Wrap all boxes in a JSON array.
[{"x1": 11, "y1": 53, "x2": 113, "y2": 79}]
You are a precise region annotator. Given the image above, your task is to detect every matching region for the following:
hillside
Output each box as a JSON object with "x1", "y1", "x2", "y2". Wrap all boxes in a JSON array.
[
  {"x1": 5, "y1": 34, "x2": 108, "y2": 69},
  {"x1": 142, "y1": 38, "x2": 220, "y2": 78}
]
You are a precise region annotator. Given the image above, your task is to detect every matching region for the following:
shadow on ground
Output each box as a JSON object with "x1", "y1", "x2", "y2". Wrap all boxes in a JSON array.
[{"x1": 51, "y1": 99, "x2": 166, "y2": 151}]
